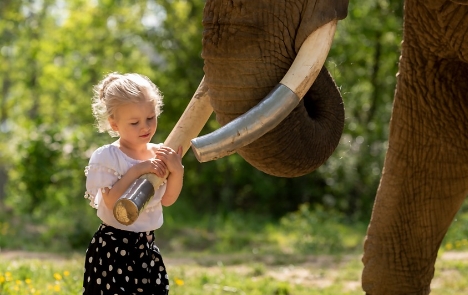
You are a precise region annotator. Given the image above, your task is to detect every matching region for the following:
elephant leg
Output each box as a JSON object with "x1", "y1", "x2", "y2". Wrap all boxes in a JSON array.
[{"x1": 361, "y1": 54, "x2": 468, "y2": 293}]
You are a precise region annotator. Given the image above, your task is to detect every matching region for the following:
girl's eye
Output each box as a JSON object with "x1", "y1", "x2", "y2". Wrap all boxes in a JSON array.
[
  {"x1": 147, "y1": 116, "x2": 155, "y2": 121},
  {"x1": 130, "y1": 122, "x2": 138, "y2": 126}
]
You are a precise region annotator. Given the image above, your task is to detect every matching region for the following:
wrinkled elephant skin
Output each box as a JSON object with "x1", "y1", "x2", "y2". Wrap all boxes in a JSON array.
[
  {"x1": 201, "y1": 0, "x2": 348, "y2": 177},
  {"x1": 362, "y1": 1, "x2": 468, "y2": 294}
]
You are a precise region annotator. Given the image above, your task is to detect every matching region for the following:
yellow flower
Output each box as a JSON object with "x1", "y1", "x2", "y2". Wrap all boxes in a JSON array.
[
  {"x1": 53, "y1": 273, "x2": 62, "y2": 281},
  {"x1": 445, "y1": 243, "x2": 453, "y2": 250},
  {"x1": 16, "y1": 279, "x2": 22, "y2": 285},
  {"x1": 175, "y1": 278, "x2": 184, "y2": 286},
  {"x1": 63, "y1": 270, "x2": 70, "y2": 277},
  {"x1": 25, "y1": 278, "x2": 32, "y2": 284},
  {"x1": 0, "y1": 275, "x2": 5, "y2": 283},
  {"x1": 53, "y1": 284, "x2": 61, "y2": 292}
]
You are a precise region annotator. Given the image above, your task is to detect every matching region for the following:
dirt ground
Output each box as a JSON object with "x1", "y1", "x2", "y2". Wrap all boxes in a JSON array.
[{"x1": 1, "y1": 250, "x2": 467, "y2": 292}]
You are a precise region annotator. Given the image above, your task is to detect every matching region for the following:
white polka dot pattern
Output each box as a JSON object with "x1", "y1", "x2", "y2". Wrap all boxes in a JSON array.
[{"x1": 82, "y1": 224, "x2": 169, "y2": 294}]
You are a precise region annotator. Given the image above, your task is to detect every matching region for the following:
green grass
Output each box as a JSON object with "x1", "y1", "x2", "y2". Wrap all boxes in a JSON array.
[
  {"x1": 0, "y1": 252, "x2": 367, "y2": 295},
  {"x1": 431, "y1": 254, "x2": 468, "y2": 295},
  {"x1": 0, "y1": 254, "x2": 82, "y2": 295},
  {"x1": 2, "y1": 251, "x2": 468, "y2": 294},
  {"x1": 2, "y1": 203, "x2": 468, "y2": 294},
  {"x1": 0, "y1": 204, "x2": 368, "y2": 256}
]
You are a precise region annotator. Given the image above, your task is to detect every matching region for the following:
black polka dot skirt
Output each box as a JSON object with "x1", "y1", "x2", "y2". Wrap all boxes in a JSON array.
[{"x1": 83, "y1": 224, "x2": 169, "y2": 295}]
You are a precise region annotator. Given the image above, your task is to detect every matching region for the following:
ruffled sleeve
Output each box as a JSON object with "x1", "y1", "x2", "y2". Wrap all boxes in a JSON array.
[{"x1": 83, "y1": 146, "x2": 123, "y2": 209}]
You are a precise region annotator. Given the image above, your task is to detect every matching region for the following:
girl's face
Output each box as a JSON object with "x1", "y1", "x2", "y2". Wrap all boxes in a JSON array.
[{"x1": 109, "y1": 100, "x2": 157, "y2": 147}]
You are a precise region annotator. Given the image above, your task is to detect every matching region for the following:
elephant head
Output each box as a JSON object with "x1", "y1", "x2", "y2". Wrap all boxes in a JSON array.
[{"x1": 190, "y1": 0, "x2": 349, "y2": 177}]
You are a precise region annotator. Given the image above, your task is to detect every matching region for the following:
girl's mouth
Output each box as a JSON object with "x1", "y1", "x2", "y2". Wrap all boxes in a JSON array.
[{"x1": 140, "y1": 133, "x2": 150, "y2": 138}]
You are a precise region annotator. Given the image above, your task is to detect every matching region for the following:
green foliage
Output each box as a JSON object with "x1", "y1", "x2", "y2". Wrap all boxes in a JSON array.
[
  {"x1": 275, "y1": 204, "x2": 366, "y2": 254},
  {"x1": 320, "y1": 0, "x2": 404, "y2": 218},
  {"x1": 0, "y1": 0, "x2": 405, "y2": 250},
  {"x1": 0, "y1": 0, "x2": 159, "y2": 249},
  {"x1": 148, "y1": 205, "x2": 367, "y2": 256},
  {"x1": 443, "y1": 202, "x2": 468, "y2": 251}
]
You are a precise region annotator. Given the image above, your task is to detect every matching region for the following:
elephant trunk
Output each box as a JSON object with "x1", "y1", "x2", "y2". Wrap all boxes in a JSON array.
[
  {"x1": 199, "y1": 0, "x2": 346, "y2": 177},
  {"x1": 238, "y1": 67, "x2": 344, "y2": 177}
]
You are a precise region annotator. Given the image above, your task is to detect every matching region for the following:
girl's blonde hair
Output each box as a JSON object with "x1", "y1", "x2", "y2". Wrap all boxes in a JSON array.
[{"x1": 91, "y1": 72, "x2": 164, "y2": 137}]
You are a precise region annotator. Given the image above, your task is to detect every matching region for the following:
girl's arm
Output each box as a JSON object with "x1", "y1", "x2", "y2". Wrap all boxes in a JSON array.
[
  {"x1": 162, "y1": 166, "x2": 184, "y2": 206},
  {"x1": 156, "y1": 146, "x2": 184, "y2": 207},
  {"x1": 101, "y1": 159, "x2": 167, "y2": 210}
]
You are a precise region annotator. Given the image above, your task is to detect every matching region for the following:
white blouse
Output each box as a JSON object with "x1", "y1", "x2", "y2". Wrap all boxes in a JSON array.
[{"x1": 84, "y1": 144, "x2": 166, "y2": 232}]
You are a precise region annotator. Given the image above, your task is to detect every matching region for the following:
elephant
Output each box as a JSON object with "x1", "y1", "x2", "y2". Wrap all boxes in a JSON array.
[
  {"x1": 361, "y1": 1, "x2": 468, "y2": 294},
  {"x1": 168, "y1": 0, "x2": 468, "y2": 294}
]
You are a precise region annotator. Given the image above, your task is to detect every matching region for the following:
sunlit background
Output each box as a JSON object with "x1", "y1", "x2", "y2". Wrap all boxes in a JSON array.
[{"x1": 1, "y1": 1, "x2": 468, "y2": 294}]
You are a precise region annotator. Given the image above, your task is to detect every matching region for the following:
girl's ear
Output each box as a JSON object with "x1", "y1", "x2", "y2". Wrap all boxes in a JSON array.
[{"x1": 108, "y1": 117, "x2": 119, "y2": 131}]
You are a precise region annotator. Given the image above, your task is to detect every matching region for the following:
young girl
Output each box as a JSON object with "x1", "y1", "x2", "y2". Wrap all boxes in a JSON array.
[{"x1": 83, "y1": 72, "x2": 184, "y2": 294}]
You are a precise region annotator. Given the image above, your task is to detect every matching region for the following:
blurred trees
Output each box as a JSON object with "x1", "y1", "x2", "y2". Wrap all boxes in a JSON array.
[
  {"x1": 0, "y1": 0, "x2": 403, "y2": 237},
  {"x1": 318, "y1": 0, "x2": 404, "y2": 218}
]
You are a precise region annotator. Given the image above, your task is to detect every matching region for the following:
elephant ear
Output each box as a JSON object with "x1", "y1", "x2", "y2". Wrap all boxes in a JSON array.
[{"x1": 295, "y1": 0, "x2": 349, "y2": 52}]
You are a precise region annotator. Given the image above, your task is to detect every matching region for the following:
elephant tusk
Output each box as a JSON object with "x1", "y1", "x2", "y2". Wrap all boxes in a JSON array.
[
  {"x1": 191, "y1": 20, "x2": 337, "y2": 163},
  {"x1": 163, "y1": 76, "x2": 213, "y2": 157},
  {"x1": 191, "y1": 84, "x2": 299, "y2": 161},
  {"x1": 280, "y1": 20, "x2": 337, "y2": 99}
]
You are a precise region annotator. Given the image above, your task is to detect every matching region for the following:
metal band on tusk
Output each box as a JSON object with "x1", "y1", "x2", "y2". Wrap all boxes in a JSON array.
[
  {"x1": 113, "y1": 178, "x2": 155, "y2": 225},
  {"x1": 191, "y1": 84, "x2": 300, "y2": 162}
]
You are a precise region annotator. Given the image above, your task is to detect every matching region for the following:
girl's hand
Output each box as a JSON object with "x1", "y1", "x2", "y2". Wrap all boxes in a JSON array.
[
  {"x1": 155, "y1": 145, "x2": 184, "y2": 176},
  {"x1": 135, "y1": 158, "x2": 168, "y2": 178}
]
